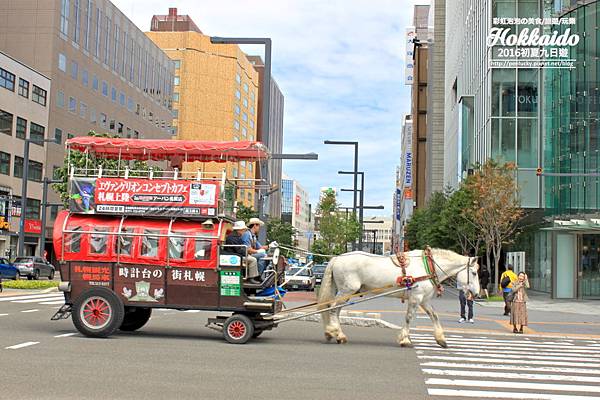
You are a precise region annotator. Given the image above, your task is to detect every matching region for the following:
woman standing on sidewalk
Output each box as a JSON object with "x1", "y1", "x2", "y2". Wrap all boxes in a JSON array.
[{"x1": 511, "y1": 272, "x2": 530, "y2": 334}]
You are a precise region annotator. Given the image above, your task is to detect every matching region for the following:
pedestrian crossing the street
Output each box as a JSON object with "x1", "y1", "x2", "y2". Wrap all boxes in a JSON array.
[
  {"x1": 414, "y1": 332, "x2": 600, "y2": 399},
  {"x1": 0, "y1": 293, "x2": 65, "y2": 305}
]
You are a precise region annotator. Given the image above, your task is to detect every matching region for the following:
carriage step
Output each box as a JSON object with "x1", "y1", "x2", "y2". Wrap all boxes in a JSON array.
[{"x1": 51, "y1": 304, "x2": 72, "y2": 320}]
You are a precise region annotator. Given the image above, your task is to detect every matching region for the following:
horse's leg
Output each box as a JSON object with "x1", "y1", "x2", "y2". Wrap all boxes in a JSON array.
[
  {"x1": 398, "y1": 295, "x2": 419, "y2": 347},
  {"x1": 421, "y1": 301, "x2": 448, "y2": 348},
  {"x1": 329, "y1": 281, "x2": 362, "y2": 344}
]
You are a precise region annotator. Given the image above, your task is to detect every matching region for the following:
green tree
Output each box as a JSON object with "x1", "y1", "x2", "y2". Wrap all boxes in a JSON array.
[
  {"x1": 52, "y1": 131, "x2": 155, "y2": 205},
  {"x1": 235, "y1": 204, "x2": 258, "y2": 222},
  {"x1": 440, "y1": 183, "x2": 482, "y2": 256},
  {"x1": 266, "y1": 218, "x2": 294, "y2": 247},
  {"x1": 311, "y1": 190, "x2": 360, "y2": 257},
  {"x1": 405, "y1": 191, "x2": 455, "y2": 250}
]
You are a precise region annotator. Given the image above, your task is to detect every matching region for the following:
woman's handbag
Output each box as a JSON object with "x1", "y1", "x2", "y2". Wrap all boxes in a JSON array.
[{"x1": 505, "y1": 289, "x2": 516, "y2": 303}]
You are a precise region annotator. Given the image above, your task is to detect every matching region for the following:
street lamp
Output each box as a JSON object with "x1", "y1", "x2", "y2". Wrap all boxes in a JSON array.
[
  {"x1": 211, "y1": 36, "x2": 272, "y2": 243},
  {"x1": 324, "y1": 140, "x2": 358, "y2": 249},
  {"x1": 339, "y1": 170, "x2": 365, "y2": 249},
  {"x1": 18, "y1": 137, "x2": 57, "y2": 257}
]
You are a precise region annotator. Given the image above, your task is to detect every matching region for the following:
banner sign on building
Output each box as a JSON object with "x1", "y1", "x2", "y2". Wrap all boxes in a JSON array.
[
  {"x1": 395, "y1": 188, "x2": 402, "y2": 221},
  {"x1": 404, "y1": 121, "x2": 413, "y2": 188},
  {"x1": 405, "y1": 27, "x2": 416, "y2": 85},
  {"x1": 488, "y1": 17, "x2": 580, "y2": 69},
  {"x1": 69, "y1": 177, "x2": 219, "y2": 217},
  {"x1": 24, "y1": 219, "x2": 42, "y2": 234}
]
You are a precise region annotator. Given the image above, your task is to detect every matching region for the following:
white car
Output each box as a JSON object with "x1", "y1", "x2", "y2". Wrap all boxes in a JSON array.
[{"x1": 284, "y1": 267, "x2": 316, "y2": 291}]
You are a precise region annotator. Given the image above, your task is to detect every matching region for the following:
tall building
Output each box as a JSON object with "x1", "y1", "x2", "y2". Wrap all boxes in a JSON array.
[
  {"x1": 425, "y1": 0, "x2": 446, "y2": 200},
  {"x1": 0, "y1": 0, "x2": 174, "y2": 259},
  {"x1": 408, "y1": 4, "x2": 432, "y2": 209},
  {"x1": 281, "y1": 174, "x2": 312, "y2": 250},
  {"x1": 394, "y1": 116, "x2": 413, "y2": 251},
  {"x1": 443, "y1": 0, "x2": 600, "y2": 299},
  {"x1": 0, "y1": 51, "x2": 51, "y2": 258},
  {"x1": 363, "y1": 216, "x2": 393, "y2": 255},
  {"x1": 247, "y1": 55, "x2": 285, "y2": 219},
  {"x1": 146, "y1": 8, "x2": 260, "y2": 207}
]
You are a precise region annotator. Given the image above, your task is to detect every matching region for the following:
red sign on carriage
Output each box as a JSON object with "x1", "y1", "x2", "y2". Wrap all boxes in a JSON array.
[{"x1": 69, "y1": 177, "x2": 219, "y2": 217}]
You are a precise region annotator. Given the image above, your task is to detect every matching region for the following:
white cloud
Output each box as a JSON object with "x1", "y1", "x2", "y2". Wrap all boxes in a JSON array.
[{"x1": 113, "y1": 0, "x2": 419, "y2": 215}]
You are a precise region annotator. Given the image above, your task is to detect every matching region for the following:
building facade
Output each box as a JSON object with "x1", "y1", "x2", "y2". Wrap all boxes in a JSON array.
[
  {"x1": 0, "y1": 51, "x2": 51, "y2": 258},
  {"x1": 0, "y1": 0, "x2": 175, "y2": 259},
  {"x1": 281, "y1": 174, "x2": 312, "y2": 251},
  {"x1": 394, "y1": 116, "x2": 413, "y2": 252},
  {"x1": 146, "y1": 8, "x2": 260, "y2": 207},
  {"x1": 443, "y1": 0, "x2": 600, "y2": 298},
  {"x1": 363, "y1": 217, "x2": 393, "y2": 255},
  {"x1": 247, "y1": 55, "x2": 285, "y2": 219}
]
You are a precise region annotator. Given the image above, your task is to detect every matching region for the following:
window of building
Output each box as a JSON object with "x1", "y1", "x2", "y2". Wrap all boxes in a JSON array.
[
  {"x1": 242, "y1": 113, "x2": 248, "y2": 122},
  {"x1": 18, "y1": 78, "x2": 29, "y2": 98},
  {"x1": 174, "y1": 76, "x2": 180, "y2": 86},
  {"x1": 250, "y1": 91, "x2": 255, "y2": 101},
  {"x1": 68, "y1": 96, "x2": 76, "y2": 113},
  {"x1": 92, "y1": 75, "x2": 98, "y2": 91},
  {"x1": 60, "y1": 0, "x2": 69, "y2": 36},
  {"x1": 234, "y1": 104, "x2": 240, "y2": 115},
  {"x1": 90, "y1": 108, "x2": 96, "y2": 124},
  {"x1": 249, "y1": 106, "x2": 255, "y2": 115},
  {"x1": 492, "y1": 69, "x2": 516, "y2": 117},
  {"x1": 0, "y1": 151, "x2": 10, "y2": 175},
  {"x1": 109, "y1": 119, "x2": 115, "y2": 131},
  {"x1": 101, "y1": 80, "x2": 108, "y2": 96},
  {"x1": 25, "y1": 198, "x2": 41, "y2": 219},
  {"x1": 141, "y1": 230, "x2": 160, "y2": 257},
  {"x1": 127, "y1": 97, "x2": 134, "y2": 112},
  {"x1": 82, "y1": 69, "x2": 88, "y2": 87},
  {"x1": 243, "y1": 82, "x2": 248, "y2": 93},
  {"x1": 83, "y1": 0, "x2": 91, "y2": 50},
  {"x1": 173, "y1": 92, "x2": 179, "y2": 102},
  {"x1": 243, "y1": 98, "x2": 248, "y2": 108},
  {"x1": 111, "y1": 87, "x2": 117, "y2": 102},
  {"x1": 16, "y1": 117, "x2": 27, "y2": 139},
  {"x1": 249, "y1": 119, "x2": 254, "y2": 129},
  {"x1": 30, "y1": 122, "x2": 45, "y2": 144},
  {"x1": 73, "y1": 0, "x2": 80, "y2": 43},
  {"x1": 14, "y1": 157, "x2": 43, "y2": 182},
  {"x1": 55, "y1": 91, "x2": 64, "y2": 108},
  {"x1": 13, "y1": 156, "x2": 22, "y2": 177},
  {"x1": 100, "y1": 113, "x2": 107, "y2": 127},
  {"x1": 235, "y1": 89, "x2": 241, "y2": 100},
  {"x1": 173, "y1": 60, "x2": 181, "y2": 69},
  {"x1": 79, "y1": 102, "x2": 87, "y2": 118},
  {"x1": 50, "y1": 205, "x2": 58, "y2": 221},
  {"x1": 241, "y1": 127, "x2": 247, "y2": 137},
  {"x1": 194, "y1": 240, "x2": 212, "y2": 260},
  {"x1": 119, "y1": 92, "x2": 125, "y2": 106},
  {"x1": 104, "y1": 16, "x2": 111, "y2": 65},
  {"x1": 234, "y1": 120, "x2": 240, "y2": 130},
  {"x1": 113, "y1": 25, "x2": 120, "y2": 71},
  {"x1": 235, "y1": 73, "x2": 241, "y2": 84},
  {"x1": 95, "y1": 8, "x2": 101, "y2": 57},
  {"x1": 0, "y1": 68, "x2": 15, "y2": 91},
  {"x1": 172, "y1": 109, "x2": 178, "y2": 118},
  {"x1": 55, "y1": 128, "x2": 62, "y2": 143},
  {"x1": 58, "y1": 53, "x2": 67, "y2": 72},
  {"x1": 491, "y1": 118, "x2": 516, "y2": 163},
  {"x1": 0, "y1": 110, "x2": 13, "y2": 136},
  {"x1": 71, "y1": 61, "x2": 78, "y2": 80},
  {"x1": 32, "y1": 86, "x2": 47, "y2": 106},
  {"x1": 117, "y1": 122, "x2": 123, "y2": 135}
]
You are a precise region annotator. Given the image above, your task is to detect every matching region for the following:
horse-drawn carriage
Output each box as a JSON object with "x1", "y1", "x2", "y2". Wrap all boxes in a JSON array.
[{"x1": 52, "y1": 137, "x2": 286, "y2": 343}]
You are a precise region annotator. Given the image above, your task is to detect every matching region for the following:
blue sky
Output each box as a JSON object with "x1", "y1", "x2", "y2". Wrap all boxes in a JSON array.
[{"x1": 114, "y1": 0, "x2": 424, "y2": 216}]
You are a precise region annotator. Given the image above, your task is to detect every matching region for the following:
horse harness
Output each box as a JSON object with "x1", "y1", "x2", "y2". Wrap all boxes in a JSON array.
[{"x1": 392, "y1": 246, "x2": 444, "y2": 297}]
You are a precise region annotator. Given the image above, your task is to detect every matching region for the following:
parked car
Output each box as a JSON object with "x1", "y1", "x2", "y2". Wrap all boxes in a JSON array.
[
  {"x1": 13, "y1": 256, "x2": 55, "y2": 280},
  {"x1": 0, "y1": 257, "x2": 19, "y2": 280},
  {"x1": 312, "y1": 263, "x2": 327, "y2": 285},
  {"x1": 284, "y1": 266, "x2": 316, "y2": 291}
]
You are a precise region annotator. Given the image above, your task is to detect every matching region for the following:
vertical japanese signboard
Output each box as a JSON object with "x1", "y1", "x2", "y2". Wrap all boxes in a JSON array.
[
  {"x1": 219, "y1": 270, "x2": 241, "y2": 296},
  {"x1": 405, "y1": 27, "x2": 416, "y2": 85}
]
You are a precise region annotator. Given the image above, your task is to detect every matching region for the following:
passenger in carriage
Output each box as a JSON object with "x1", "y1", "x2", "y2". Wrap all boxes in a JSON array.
[
  {"x1": 225, "y1": 221, "x2": 261, "y2": 284},
  {"x1": 242, "y1": 217, "x2": 269, "y2": 276}
]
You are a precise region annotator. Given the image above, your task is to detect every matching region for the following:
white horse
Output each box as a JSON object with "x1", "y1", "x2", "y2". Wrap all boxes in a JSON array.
[{"x1": 318, "y1": 249, "x2": 480, "y2": 347}]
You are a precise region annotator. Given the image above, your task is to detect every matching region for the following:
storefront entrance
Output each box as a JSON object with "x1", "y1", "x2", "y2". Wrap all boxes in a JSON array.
[{"x1": 580, "y1": 234, "x2": 600, "y2": 299}]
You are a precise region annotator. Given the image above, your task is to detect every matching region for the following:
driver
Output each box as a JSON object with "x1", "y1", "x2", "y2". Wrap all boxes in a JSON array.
[
  {"x1": 225, "y1": 221, "x2": 261, "y2": 284},
  {"x1": 242, "y1": 218, "x2": 269, "y2": 276}
]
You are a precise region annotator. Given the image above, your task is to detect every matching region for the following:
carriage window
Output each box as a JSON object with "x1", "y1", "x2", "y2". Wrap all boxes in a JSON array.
[
  {"x1": 194, "y1": 240, "x2": 212, "y2": 260},
  {"x1": 117, "y1": 228, "x2": 134, "y2": 256},
  {"x1": 89, "y1": 228, "x2": 109, "y2": 254},
  {"x1": 140, "y1": 230, "x2": 160, "y2": 257},
  {"x1": 168, "y1": 232, "x2": 186, "y2": 259},
  {"x1": 66, "y1": 226, "x2": 82, "y2": 253}
]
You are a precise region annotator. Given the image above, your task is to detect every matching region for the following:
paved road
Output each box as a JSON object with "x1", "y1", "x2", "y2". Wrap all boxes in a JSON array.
[{"x1": 0, "y1": 291, "x2": 428, "y2": 400}]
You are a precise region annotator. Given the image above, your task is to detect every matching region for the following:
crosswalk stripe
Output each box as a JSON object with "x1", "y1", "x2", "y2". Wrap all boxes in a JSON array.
[
  {"x1": 415, "y1": 342, "x2": 600, "y2": 356},
  {"x1": 417, "y1": 354, "x2": 600, "y2": 368},
  {"x1": 422, "y1": 368, "x2": 600, "y2": 383},
  {"x1": 420, "y1": 362, "x2": 600, "y2": 376},
  {"x1": 427, "y1": 388, "x2": 600, "y2": 400},
  {"x1": 426, "y1": 378, "x2": 600, "y2": 394},
  {"x1": 0, "y1": 293, "x2": 62, "y2": 302},
  {"x1": 412, "y1": 335, "x2": 581, "y2": 346},
  {"x1": 416, "y1": 347, "x2": 600, "y2": 362},
  {"x1": 412, "y1": 338, "x2": 599, "y2": 352},
  {"x1": 12, "y1": 295, "x2": 65, "y2": 303}
]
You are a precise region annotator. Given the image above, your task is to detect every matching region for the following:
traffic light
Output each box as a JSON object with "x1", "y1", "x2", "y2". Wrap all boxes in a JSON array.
[{"x1": 536, "y1": 168, "x2": 543, "y2": 176}]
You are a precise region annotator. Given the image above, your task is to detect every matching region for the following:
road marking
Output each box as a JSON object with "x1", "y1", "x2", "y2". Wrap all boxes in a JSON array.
[
  {"x1": 412, "y1": 337, "x2": 598, "y2": 351},
  {"x1": 184, "y1": 310, "x2": 201, "y2": 313},
  {"x1": 416, "y1": 347, "x2": 600, "y2": 361},
  {"x1": 38, "y1": 300, "x2": 66, "y2": 305},
  {"x1": 426, "y1": 378, "x2": 600, "y2": 394},
  {"x1": 415, "y1": 342, "x2": 600, "y2": 356},
  {"x1": 12, "y1": 295, "x2": 65, "y2": 303},
  {"x1": 0, "y1": 293, "x2": 62, "y2": 302},
  {"x1": 20, "y1": 309, "x2": 39, "y2": 313},
  {"x1": 428, "y1": 388, "x2": 600, "y2": 400},
  {"x1": 0, "y1": 313, "x2": 8, "y2": 317},
  {"x1": 420, "y1": 361, "x2": 600, "y2": 375},
  {"x1": 417, "y1": 354, "x2": 600, "y2": 368},
  {"x1": 53, "y1": 333, "x2": 76, "y2": 338},
  {"x1": 5, "y1": 341, "x2": 40, "y2": 350},
  {"x1": 422, "y1": 368, "x2": 600, "y2": 383}
]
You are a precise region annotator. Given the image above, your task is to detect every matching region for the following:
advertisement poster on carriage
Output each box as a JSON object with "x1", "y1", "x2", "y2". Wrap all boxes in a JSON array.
[
  {"x1": 115, "y1": 265, "x2": 166, "y2": 305},
  {"x1": 69, "y1": 177, "x2": 219, "y2": 217}
]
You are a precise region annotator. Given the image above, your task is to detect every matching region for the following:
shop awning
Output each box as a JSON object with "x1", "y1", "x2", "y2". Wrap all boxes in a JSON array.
[
  {"x1": 65, "y1": 137, "x2": 270, "y2": 162},
  {"x1": 541, "y1": 218, "x2": 600, "y2": 233}
]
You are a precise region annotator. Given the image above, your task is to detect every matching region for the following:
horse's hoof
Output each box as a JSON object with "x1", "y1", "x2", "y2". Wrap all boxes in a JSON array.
[
  {"x1": 336, "y1": 337, "x2": 348, "y2": 344},
  {"x1": 324, "y1": 332, "x2": 334, "y2": 342},
  {"x1": 436, "y1": 339, "x2": 448, "y2": 348},
  {"x1": 398, "y1": 338, "x2": 413, "y2": 347}
]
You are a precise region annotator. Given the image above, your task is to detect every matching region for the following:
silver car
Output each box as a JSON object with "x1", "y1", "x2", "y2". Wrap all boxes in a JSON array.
[
  {"x1": 13, "y1": 256, "x2": 55, "y2": 280},
  {"x1": 284, "y1": 267, "x2": 316, "y2": 291}
]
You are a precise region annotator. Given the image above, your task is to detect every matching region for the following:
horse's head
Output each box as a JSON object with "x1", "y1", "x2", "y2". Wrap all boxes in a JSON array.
[{"x1": 456, "y1": 257, "x2": 480, "y2": 296}]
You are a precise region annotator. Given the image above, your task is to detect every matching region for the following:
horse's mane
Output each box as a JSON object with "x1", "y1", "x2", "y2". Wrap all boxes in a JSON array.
[{"x1": 430, "y1": 248, "x2": 468, "y2": 261}]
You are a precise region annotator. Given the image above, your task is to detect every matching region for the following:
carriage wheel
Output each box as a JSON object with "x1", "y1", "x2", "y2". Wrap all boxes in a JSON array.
[
  {"x1": 223, "y1": 314, "x2": 254, "y2": 344},
  {"x1": 72, "y1": 287, "x2": 124, "y2": 338},
  {"x1": 120, "y1": 307, "x2": 152, "y2": 332}
]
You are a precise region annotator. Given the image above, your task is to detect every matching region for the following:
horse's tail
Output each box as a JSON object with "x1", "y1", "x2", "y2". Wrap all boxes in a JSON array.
[{"x1": 318, "y1": 258, "x2": 337, "y2": 328}]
